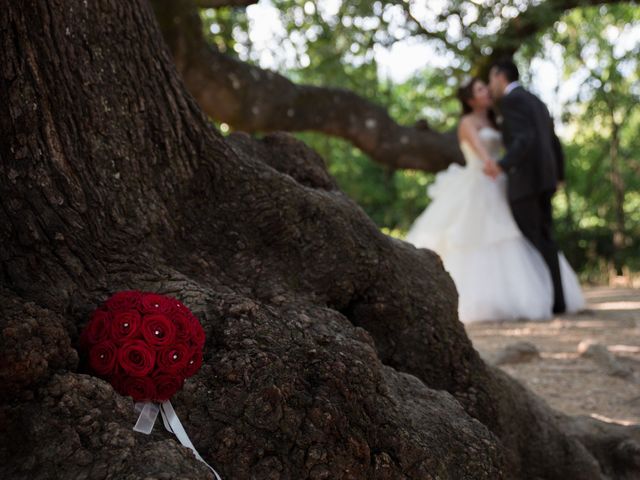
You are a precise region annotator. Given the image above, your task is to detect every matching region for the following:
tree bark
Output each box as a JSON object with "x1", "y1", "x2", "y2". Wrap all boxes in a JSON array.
[{"x1": 1, "y1": 1, "x2": 638, "y2": 479}]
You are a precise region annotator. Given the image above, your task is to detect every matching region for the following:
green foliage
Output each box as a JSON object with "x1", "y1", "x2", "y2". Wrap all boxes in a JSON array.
[
  {"x1": 296, "y1": 131, "x2": 433, "y2": 232},
  {"x1": 200, "y1": 7, "x2": 250, "y2": 55},
  {"x1": 295, "y1": 66, "x2": 464, "y2": 236},
  {"x1": 541, "y1": 5, "x2": 640, "y2": 280}
]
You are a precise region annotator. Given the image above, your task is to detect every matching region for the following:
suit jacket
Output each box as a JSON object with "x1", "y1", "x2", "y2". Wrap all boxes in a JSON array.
[{"x1": 497, "y1": 87, "x2": 565, "y2": 202}]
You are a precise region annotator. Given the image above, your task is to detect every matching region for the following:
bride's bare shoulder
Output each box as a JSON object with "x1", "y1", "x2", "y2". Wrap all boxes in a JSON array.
[
  {"x1": 459, "y1": 114, "x2": 475, "y2": 125},
  {"x1": 458, "y1": 115, "x2": 478, "y2": 138}
]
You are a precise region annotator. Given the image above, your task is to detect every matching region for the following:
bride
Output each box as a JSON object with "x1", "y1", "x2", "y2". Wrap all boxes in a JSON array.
[{"x1": 406, "y1": 78, "x2": 585, "y2": 323}]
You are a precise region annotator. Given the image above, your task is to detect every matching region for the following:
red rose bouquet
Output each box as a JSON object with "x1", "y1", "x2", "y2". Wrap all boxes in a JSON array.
[{"x1": 80, "y1": 290, "x2": 205, "y2": 402}]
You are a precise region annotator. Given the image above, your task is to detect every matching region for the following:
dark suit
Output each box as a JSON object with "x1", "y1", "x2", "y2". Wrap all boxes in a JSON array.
[{"x1": 498, "y1": 86, "x2": 566, "y2": 313}]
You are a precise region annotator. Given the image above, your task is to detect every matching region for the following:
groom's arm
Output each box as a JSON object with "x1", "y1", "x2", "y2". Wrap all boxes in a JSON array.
[{"x1": 498, "y1": 96, "x2": 535, "y2": 173}]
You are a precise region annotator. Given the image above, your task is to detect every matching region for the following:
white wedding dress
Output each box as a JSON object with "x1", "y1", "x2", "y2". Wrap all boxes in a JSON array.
[{"x1": 406, "y1": 127, "x2": 585, "y2": 323}]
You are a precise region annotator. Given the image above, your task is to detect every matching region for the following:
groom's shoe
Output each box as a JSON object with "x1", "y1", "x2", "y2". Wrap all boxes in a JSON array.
[{"x1": 552, "y1": 304, "x2": 566, "y2": 315}]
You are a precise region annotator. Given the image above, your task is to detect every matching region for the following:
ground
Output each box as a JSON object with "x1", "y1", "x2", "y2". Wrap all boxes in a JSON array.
[{"x1": 466, "y1": 287, "x2": 640, "y2": 426}]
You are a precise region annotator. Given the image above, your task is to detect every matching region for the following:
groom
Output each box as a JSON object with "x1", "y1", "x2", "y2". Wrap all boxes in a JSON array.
[{"x1": 484, "y1": 59, "x2": 566, "y2": 314}]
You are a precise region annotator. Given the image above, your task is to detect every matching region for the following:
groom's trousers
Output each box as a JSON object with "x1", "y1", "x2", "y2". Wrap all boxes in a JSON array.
[{"x1": 510, "y1": 191, "x2": 566, "y2": 314}]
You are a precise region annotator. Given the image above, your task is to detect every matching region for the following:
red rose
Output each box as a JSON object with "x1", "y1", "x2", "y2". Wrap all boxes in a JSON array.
[
  {"x1": 117, "y1": 340, "x2": 155, "y2": 377},
  {"x1": 188, "y1": 315, "x2": 206, "y2": 349},
  {"x1": 141, "y1": 314, "x2": 177, "y2": 347},
  {"x1": 111, "y1": 310, "x2": 142, "y2": 342},
  {"x1": 115, "y1": 375, "x2": 157, "y2": 402},
  {"x1": 140, "y1": 293, "x2": 174, "y2": 314},
  {"x1": 153, "y1": 373, "x2": 184, "y2": 401},
  {"x1": 182, "y1": 350, "x2": 203, "y2": 378},
  {"x1": 171, "y1": 298, "x2": 190, "y2": 314},
  {"x1": 88, "y1": 340, "x2": 118, "y2": 376},
  {"x1": 170, "y1": 311, "x2": 191, "y2": 342},
  {"x1": 105, "y1": 290, "x2": 142, "y2": 312},
  {"x1": 80, "y1": 310, "x2": 111, "y2": 347},
  {"x1": 156, "y1": 343, "x2": 191, "y2": 374}
]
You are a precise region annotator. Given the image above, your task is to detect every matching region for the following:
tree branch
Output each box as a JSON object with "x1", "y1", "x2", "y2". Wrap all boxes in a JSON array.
[
  {"x1": 476, "y1": 0, "x2": 625, "y2": 77},
  {"x1": 152, "y1": 0, "x2": 464, "y2": 173},
  {"x1": 395, "y1": 1, "x2": 469, "y2": 58}
]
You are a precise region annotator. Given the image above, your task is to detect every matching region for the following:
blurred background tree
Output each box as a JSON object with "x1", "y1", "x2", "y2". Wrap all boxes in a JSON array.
[
  {"x1": 544, "y1": 5, "x2": 640, "y2": 282},
  {"x1": 195, "y1": 0, "x2": 639, "y2": 282}
]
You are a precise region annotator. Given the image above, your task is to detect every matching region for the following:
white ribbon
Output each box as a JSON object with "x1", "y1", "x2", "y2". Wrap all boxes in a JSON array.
[
  {"x1": 134, "y1": 401, "x2": 222, "y2": 480},
  {"x1": 133, "y1": 402, "x2": 160, "y2": 434}
]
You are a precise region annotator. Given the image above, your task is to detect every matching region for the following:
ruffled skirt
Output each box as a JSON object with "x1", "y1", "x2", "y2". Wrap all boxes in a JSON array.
[{"x1": 406, "y1": 165, "x2": 584, "y2": 323}]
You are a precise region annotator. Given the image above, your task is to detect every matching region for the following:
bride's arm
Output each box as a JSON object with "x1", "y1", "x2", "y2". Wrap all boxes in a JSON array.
[{"x1": 458, "y1": 118, "x2": 495, "y2": 164}]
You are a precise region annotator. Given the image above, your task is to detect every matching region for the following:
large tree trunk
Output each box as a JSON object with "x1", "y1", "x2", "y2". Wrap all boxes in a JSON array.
[{"x1": 0, "y1": 1, "x2": 637, "y2": 479}]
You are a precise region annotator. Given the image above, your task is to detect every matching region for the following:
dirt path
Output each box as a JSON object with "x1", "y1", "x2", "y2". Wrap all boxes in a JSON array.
[{"x1": 466, "y1": 287, "x2": 640, "y2": 426}]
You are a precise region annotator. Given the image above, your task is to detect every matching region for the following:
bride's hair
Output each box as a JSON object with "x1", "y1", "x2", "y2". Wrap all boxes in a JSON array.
[{"x1": 457, "y1": 77, "x2": 499, "y2": 129}]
